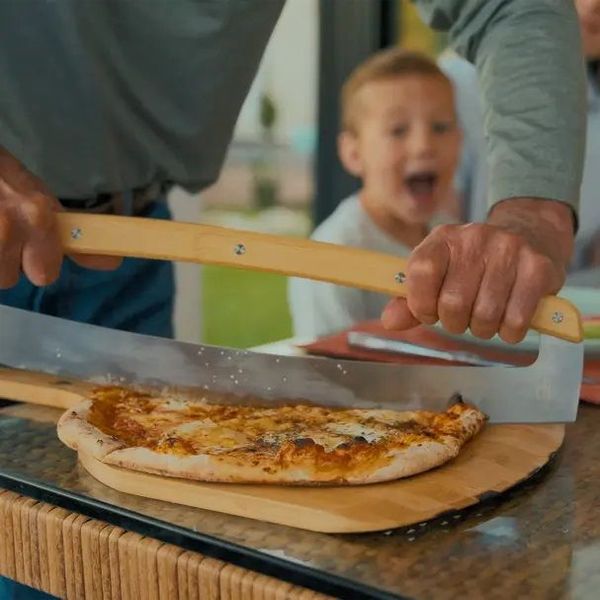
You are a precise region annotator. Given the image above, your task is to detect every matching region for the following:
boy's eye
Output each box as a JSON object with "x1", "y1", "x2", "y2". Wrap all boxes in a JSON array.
[
  {"x1": 432, "y1": 121, "x2": 454, "y2": 134},
  {"x1": 390, "y1": 125, "x2": 409, "y2": 137}
]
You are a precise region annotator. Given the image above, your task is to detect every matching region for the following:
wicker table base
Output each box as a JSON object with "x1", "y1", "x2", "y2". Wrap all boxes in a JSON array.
[{"x1": 0, "y1": 489, "x2": 331, "y2": 600}]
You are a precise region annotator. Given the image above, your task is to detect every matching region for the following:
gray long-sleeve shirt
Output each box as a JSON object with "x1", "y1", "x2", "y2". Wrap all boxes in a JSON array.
[
  {"x1": 0, "y1": 0, "x2": 284, "y2": 199},
  {"x1": 0, "y1": 0, "x2": 586, "y2": 211},
  {"x1": 416, "y1": 0, "x2": 586, "y2": 212}
]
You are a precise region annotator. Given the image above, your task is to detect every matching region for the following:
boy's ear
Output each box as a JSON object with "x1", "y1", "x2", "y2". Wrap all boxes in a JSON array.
[{"x1": 338, "y1": 130, "x2": 363, "y2": 177}]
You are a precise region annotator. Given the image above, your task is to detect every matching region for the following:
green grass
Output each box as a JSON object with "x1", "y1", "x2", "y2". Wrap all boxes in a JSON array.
[
  {"x1": 202, "y1": 265, "x2": 293, "y2": 348},
  {"x1": 584, "y1": 322, "x2": 600, "y2": 339}
]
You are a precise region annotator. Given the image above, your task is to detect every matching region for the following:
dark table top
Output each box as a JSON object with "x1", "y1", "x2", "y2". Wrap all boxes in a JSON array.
[{"x1": 1, "y1": 401, "x2": 599, "y2": 600}]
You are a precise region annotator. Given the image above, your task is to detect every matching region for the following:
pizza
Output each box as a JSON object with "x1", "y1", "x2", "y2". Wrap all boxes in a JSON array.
[{"x1": 57, "y1": 386, "x2": 486, "y2": 485}]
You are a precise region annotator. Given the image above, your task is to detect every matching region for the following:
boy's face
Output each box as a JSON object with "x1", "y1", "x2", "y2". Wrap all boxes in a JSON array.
[
  {"x1": 576, "y1": 0, "x2": 600, "y2": 59},
  {"x1": 339, "y1": 74, "x2": 461, "y2": 225}
]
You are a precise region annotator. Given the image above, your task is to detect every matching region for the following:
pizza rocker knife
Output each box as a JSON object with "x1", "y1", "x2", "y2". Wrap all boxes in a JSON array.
[{"x1": 0, "y1": 213, "x2": 583, "y2": 423}]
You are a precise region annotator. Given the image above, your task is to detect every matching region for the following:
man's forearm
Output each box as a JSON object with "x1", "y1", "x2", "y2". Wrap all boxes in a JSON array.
[
  {"x1": 488, "y1": 198, "x2": 575, "y2": 268},
  {"x1": 414, "y1": 0, "x2": 586, "y2": 215}
]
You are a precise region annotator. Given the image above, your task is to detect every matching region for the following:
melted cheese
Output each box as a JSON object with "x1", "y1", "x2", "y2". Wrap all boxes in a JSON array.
[
  {"x1": 169, "y1": 419, "x2": 215, "y2": 436},
  {"x1": 88, "y1": 386, "x2": 482, "y2": 461},
  {"x1": 158, "y1": 398, "x2": 192, "y2": 412},
  {"x1": 324, "y1": 422, "x2": 385, "y2": 443}
]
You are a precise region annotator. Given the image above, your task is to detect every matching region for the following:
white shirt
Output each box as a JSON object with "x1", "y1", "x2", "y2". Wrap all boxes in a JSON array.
[{"x1": 288, "y1": 195, "x2": 452, "y2": 338}]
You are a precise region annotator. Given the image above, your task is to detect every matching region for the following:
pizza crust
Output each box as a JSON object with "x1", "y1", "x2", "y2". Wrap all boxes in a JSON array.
[
  {"x1": 57, "y1": 390, "x2": 486, "y2": 485},
  {"x1": 100, "y1": 438, "x2": 456, "y2": 484},
  {"x1": 57, "y1": 400, "x2": 126, "y2": 460}
]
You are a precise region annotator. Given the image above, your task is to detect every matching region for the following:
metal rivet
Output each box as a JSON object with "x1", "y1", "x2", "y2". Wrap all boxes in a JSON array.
[
  {"x1": 71, "y1": 227, "x2": 82, "y2": 240},
  {"x1": 234, "y1": 243, "x2": 246, "y2": 256},
  {"x1": 552, "y1": 311, "x2": 564, "y2": 324},
  {"x1": 395, "y1": 272, "x2": 406, "y2": 284}
]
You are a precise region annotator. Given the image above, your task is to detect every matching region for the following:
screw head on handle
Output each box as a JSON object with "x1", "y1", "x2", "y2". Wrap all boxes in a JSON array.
[
  {"x1": 552, "y1": 311, "x2": 564, "y2": 324},
  {"x1": 395, "y1": 272, "x2": 406, "y2": 284},
  {"x1": 234, "y1": 243, "x2": 246, "y2": 256},
  {"x1": 71, "y1": 227, "x2": 82, "y2": 240}
]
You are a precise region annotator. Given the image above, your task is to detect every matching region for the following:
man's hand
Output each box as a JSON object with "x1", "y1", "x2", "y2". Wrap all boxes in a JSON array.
[
  {"x1": 0, "y1": 147, "x2": 121, "y2": 288},
  {"x1": 381, "y1": 198, "x2": 575, "y2": 344}
]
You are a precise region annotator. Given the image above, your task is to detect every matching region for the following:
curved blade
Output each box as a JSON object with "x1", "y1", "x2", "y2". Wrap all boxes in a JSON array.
[{"x1": 0, "y1": 306, "x2": 583, "y2": 422}]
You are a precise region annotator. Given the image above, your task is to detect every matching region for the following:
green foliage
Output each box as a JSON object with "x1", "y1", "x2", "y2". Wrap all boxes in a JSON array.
[
  {"x1": 260, "y1": 92, "x2": 277, "y2": 131},
  {"x1": 202, "y1": 265, "x2": 293, "y2": 348},
  {"x1": 584, "y1": 321, "x2": 600, "y2": 339}
]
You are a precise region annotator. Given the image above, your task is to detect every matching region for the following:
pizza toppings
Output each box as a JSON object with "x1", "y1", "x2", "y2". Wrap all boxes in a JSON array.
[{"x1": 57, "y1": 385, "x2": 486, "y2": 485}]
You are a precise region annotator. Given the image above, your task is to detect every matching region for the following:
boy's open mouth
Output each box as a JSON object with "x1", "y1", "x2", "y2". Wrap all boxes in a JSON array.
[{"x1": 404, "y1": 171, "x2": 438, "y2": 199}]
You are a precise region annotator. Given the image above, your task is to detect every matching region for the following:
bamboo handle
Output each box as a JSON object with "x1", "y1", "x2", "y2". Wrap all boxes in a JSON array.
[{"x1": 57, "y1": 213, "x2": 583, "y2": 343}]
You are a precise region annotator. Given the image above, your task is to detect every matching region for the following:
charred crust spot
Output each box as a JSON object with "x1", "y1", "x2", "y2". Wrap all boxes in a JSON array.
[
  {"x1": 353, "y1": 435, "x2": 368, "y2": 444},
  {"x1": 449, "y1": 393, "x2": 464, "y2": 405},
  {"x1": 96, "y1": 439, "x2": 104, "y2": 446},
  {"x1": 294, "y1": 437, "x2": 315, "y2": 448}
]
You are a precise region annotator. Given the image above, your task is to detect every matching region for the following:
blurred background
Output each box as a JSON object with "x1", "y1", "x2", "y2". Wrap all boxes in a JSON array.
[{"x1": 169, "y1": 1, "x2": 450, "y2": 347}]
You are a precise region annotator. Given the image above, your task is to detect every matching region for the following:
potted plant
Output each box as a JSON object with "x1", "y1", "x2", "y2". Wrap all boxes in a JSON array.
[{"x1": 252, "y1": 92, "x2": 280, "y2": 210}]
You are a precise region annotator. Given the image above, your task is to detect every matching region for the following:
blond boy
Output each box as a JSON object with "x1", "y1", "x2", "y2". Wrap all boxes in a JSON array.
[{"x1": 289, "y1": 48, "x2": 462, "y2": 338}]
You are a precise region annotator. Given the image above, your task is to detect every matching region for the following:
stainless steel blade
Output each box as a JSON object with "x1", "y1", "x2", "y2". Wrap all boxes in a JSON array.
[{"x1": 0, "y1": 306, "x2": 583, "y2": 423}]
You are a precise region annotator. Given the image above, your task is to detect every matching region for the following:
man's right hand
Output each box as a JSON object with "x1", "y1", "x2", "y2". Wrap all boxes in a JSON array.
[
  {"x1": 0, "y1": 147, "x2": 121, "y2": 289},
  {"x1": 381, "y1": 198, "x2": 574, "y2": 344}
]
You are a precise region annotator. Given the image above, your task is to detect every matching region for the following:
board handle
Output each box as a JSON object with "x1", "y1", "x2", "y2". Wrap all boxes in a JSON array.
[
  {"x1": 57, "y1": 213, "x2": 583, "y2": 343},
  {"x1": 0, "y1": 368, "x2": 91, "y2": 409}
]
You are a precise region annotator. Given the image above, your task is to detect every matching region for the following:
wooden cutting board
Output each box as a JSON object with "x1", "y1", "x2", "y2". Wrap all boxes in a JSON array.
[{"x1": 0, "y1": 367, "x2": 565, "y2": 533}]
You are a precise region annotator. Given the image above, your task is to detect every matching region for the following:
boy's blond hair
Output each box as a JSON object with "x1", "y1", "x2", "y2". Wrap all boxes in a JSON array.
[{"x1": 341, "y1": 48, "x2": 451, "y2": 133}]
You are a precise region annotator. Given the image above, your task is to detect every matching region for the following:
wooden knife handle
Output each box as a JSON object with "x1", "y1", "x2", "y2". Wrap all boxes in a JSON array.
[{"x1": 57, "y1": 213, "x2": 583, "y2": 343}]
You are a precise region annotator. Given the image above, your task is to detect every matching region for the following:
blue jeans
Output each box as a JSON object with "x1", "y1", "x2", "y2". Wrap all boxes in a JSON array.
[{"x1": 0, "y1": 200, "x2": 174, "y2": 599}]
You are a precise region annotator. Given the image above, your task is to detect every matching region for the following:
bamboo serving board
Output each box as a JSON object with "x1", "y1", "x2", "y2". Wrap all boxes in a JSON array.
[{"x1": 0, "y1": 368, "x2": 565, "y2": 534}]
